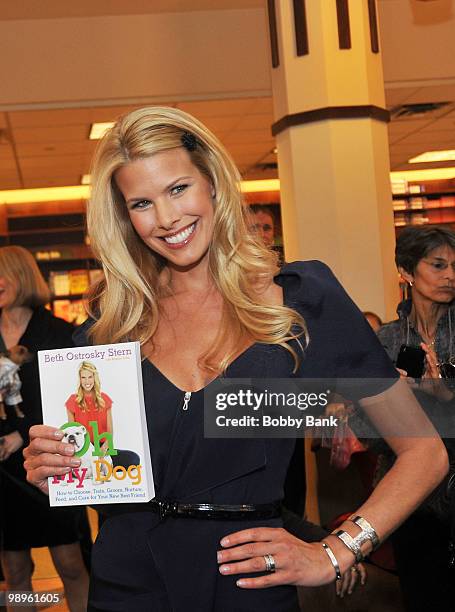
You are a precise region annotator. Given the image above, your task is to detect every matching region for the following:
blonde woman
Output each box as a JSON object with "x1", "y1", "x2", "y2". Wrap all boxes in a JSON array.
[
  {"x1": 24, "y1": 107, "x2": 447, "y2": 612},
  {"x1": 66, "y1": 361, "x2": 113, "y2": 448},
  {"x1": 0, "y1": 246, "x2": 89, "y2": 612}
]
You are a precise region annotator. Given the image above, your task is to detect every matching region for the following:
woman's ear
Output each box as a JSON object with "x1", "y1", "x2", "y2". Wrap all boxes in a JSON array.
[{"x1": 398, "y1": 266, "x2": 413, "y2": 285}]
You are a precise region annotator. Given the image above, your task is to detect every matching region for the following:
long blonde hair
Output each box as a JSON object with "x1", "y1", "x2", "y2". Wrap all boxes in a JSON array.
[
  {"x1": 87, "y1": 106, "x2": 307, "y2": 372},
  {"x1": 76, "y1": 361, "x2": 105, "y2": 412}
]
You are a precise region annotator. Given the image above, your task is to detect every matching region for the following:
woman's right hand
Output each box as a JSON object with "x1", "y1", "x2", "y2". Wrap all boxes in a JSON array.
[{"x1": 23, "y1": 425, "x2": 81, "y2": 495}]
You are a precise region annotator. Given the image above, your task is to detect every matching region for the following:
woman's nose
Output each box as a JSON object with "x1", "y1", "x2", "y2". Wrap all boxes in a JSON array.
[
  {"x1": 154, "y1": 200, "x2": 181, "y2": 231},
  {"x1": 445, "y1": 265, "x2": 455, "y2": 282}
]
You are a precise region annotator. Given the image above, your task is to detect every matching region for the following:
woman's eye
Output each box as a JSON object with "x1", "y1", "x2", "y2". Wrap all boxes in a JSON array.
[
  {"x1": 131, "y1": 200, "x2": 152, "y2": 210},
  {"x1": 432, "y1": 262, "x2": 446, "y2": 270},
  {"x1": 170, "y1": 184, "x2": 188, "y2": 196}
]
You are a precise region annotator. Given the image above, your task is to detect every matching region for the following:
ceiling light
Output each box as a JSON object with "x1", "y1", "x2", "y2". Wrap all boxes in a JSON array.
[
  {"x1": 409, "y1": 150, "x2": 455, "y2": 164},
  {"x1": 0, "y1": 186, "x2": 90, "y2": 204},
  {"x1": 240, "y1": 179, "x2": 280, "y2": 193},
  {"x1": 4, "y1": 167, "x2": 455, "y2": 206},
  {"x1": 89, "y1": 122, "x2": 114, "y2": 140},
  {"x1": 390, "y1": 167, "x2": 455, "y2": 182}
]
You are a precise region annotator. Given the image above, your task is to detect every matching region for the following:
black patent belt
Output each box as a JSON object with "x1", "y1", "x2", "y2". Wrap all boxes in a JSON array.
[{"x1": 145, "y1": 499, "x2": 282, "y2": 521}]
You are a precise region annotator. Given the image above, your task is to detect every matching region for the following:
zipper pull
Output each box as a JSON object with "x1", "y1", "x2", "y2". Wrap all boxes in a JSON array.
[{"x1": 182, "y1": 391, "x2": 192, "y2": 411}]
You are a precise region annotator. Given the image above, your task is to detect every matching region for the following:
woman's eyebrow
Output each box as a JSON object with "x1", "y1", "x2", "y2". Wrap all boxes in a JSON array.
[
  {"x1": 164, "y1": 176, "x2": 192, "y2": 191},
  {"x1": 125, "y1": 176, "x2": 192, "y2": 205}
]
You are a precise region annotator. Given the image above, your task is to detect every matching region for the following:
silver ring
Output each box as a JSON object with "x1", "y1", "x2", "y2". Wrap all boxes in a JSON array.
[{"x1": 263, "y1": 553, "x2": 276, "y2": 573}]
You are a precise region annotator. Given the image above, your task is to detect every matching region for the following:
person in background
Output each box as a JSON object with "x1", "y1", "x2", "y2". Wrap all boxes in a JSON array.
[
  {"x1": 248, "y1": 205, "x2": 276, "y2": 247},
  {"x1": 377, "y1": 224, "x2": 455, "y2": 611},
  {"x1": 363, "y1": 311, "x2": 383, "y2": 333},
  {"x1": 0, "y1": 246, "x2": 90, "y2": 612},
  {"x1": 23, "y1": 107, "x2": 447, "y2": 612}
]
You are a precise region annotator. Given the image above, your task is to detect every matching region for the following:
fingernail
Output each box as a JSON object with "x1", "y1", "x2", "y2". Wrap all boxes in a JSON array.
[
  {"x1": 236, "y1": 580, "x2": 246, "y2": 587},
  {"x1": 54, "y1": 430, "x2": 64, "y2": 439},
  {"x1": 219, "y1": 565, "x2": 230, "y2": 574},
  {"x1": 64, "y1": 445, "x2": 75, "y2": 454},
  {"x1": 70, "y1": 458, "x2": 81, "y2": 466},
  {"x1": 217, "y1": 552, "x2": 222, "y2": 562},
  {"x1": 220, "y1": 538, "x2": 229, "y2": 546}
]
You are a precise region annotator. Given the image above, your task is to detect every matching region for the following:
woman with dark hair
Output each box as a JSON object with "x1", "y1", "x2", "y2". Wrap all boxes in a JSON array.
[
  {"x1": 379, "y1": 225, "x2": 455, "y2": 372},
  {"x1": 377, "y1": 224, "x2": 455, "y2": 611},
  {"x1": 0, "y1": 246, "x2": 90, "y2": 612}
]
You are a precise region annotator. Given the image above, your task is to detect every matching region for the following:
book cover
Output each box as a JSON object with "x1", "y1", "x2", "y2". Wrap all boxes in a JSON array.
[{"x1": 38, "y1": 342, "x2": 154, "y2": 507}]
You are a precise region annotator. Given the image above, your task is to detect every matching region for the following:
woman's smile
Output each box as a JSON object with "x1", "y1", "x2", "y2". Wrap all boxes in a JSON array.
[{"x1": 159, "y1": 220, "x2": 198, "y2": 248}]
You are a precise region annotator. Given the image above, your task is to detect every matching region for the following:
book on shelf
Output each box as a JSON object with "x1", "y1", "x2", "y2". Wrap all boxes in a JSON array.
[
  {"x1": 38, "y1": 342, "x2": 154, "y2": 507},
  {"x1": 69, "y1": 269, "x2": 90, "y2": 295},
  {"x1": 53, "y1": 299, "x2": 88, "y2": 325},
  {"x1": 52, "y1": 300, "x2": 71, "y2": 322},
  {"x1": 49, "y1": 271, "x2": 71, "y2": 297}
]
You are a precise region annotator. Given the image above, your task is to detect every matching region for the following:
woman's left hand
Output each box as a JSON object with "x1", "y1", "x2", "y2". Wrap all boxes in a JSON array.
[
  {"x1": 217, "y1": 527, "x2": 344, "y2": 588},
  {"x1": 0, "y1": 430, "x2": 24, "y2": 461}
]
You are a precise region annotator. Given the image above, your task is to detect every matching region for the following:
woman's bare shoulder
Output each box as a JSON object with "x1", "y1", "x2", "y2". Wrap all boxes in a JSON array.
[{"x1": 254, "y1": 277, "x2": 283, "y2": 306}]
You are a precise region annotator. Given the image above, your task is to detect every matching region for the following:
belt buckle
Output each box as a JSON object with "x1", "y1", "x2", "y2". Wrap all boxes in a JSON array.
[{"x1": 157, "y1": 500, "x2": 178, "y2": 521}]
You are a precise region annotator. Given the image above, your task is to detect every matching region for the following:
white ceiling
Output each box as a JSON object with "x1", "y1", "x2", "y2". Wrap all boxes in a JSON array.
[{"x1": 1, "y1": 0, "x2": 455, "y2": 190}]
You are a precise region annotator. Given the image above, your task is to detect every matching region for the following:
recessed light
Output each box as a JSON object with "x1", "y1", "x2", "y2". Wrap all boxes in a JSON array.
[
  {"x1": 89, "y1": 122, "x2": 115, "y2": 140},
  {"x1": 409, "y1": 150, "x2": 455, "y2": 163}
]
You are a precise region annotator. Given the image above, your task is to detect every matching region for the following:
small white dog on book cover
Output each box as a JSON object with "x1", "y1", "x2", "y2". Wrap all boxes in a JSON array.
[{"x1": 62, "y1": 424, "x2": 112, "y2": 482}]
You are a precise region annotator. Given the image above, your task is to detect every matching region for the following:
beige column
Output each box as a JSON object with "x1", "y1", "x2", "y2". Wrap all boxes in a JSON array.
[{"x1": 267, "y1": 0, "x2": 399, "y2": 320}]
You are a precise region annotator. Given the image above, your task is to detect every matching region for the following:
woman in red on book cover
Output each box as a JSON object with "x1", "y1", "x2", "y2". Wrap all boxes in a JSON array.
[
  {"x1": 23, "y1": 107, "x2": 449, "y2": 612},
  {"x1": 65, "y1": 361, "x2": 113, "y2": 446}
]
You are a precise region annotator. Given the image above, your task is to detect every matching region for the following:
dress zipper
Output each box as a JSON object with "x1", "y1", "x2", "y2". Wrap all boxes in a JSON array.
[{"x1": 182, "y1": 391, "x2": 192, "y2": 411}]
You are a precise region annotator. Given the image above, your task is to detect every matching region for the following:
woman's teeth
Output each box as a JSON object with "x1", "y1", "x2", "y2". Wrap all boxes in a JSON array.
[{"x1": 164, "y1": 223, "x2": 196, "y2": 244}]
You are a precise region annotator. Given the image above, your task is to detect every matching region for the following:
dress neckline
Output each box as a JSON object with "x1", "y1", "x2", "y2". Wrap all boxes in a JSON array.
[
  {"x1": 144, "y1": 341, "x2": 259, "y2": 394},
  {"x1": 143, "y1": 270, "x2": 290, "y2": 394}
]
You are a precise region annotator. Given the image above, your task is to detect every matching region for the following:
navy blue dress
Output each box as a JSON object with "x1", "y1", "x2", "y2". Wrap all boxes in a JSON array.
[{"x1": 84, "y1": 261, "x2": 397, "y2": 612}]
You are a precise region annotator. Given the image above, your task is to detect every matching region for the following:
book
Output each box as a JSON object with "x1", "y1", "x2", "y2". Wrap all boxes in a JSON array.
[
  {"x1": 38, "y1": 342, "x2": 154, "y2": 507},
  {"x1": 49, "y1": 271, "x2": 70, "y2": 297},
  {"x1": 52, "y1": 299, "x2": 88, "y2": 325},
  {"x1": 52, "y1": 299, "x2": 71, "y2": 322},
  {"x1": 69, "y1": 269, "x2": 89, "y2": 295}
]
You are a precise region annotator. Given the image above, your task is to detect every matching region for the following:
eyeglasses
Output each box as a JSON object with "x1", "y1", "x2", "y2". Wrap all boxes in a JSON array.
[
  {"x1": 438, "y1": 358, "x2": 455, "y2": 379},
  {"x1": 422, "y1": 259, "x2": 455, "y2": 273}
]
